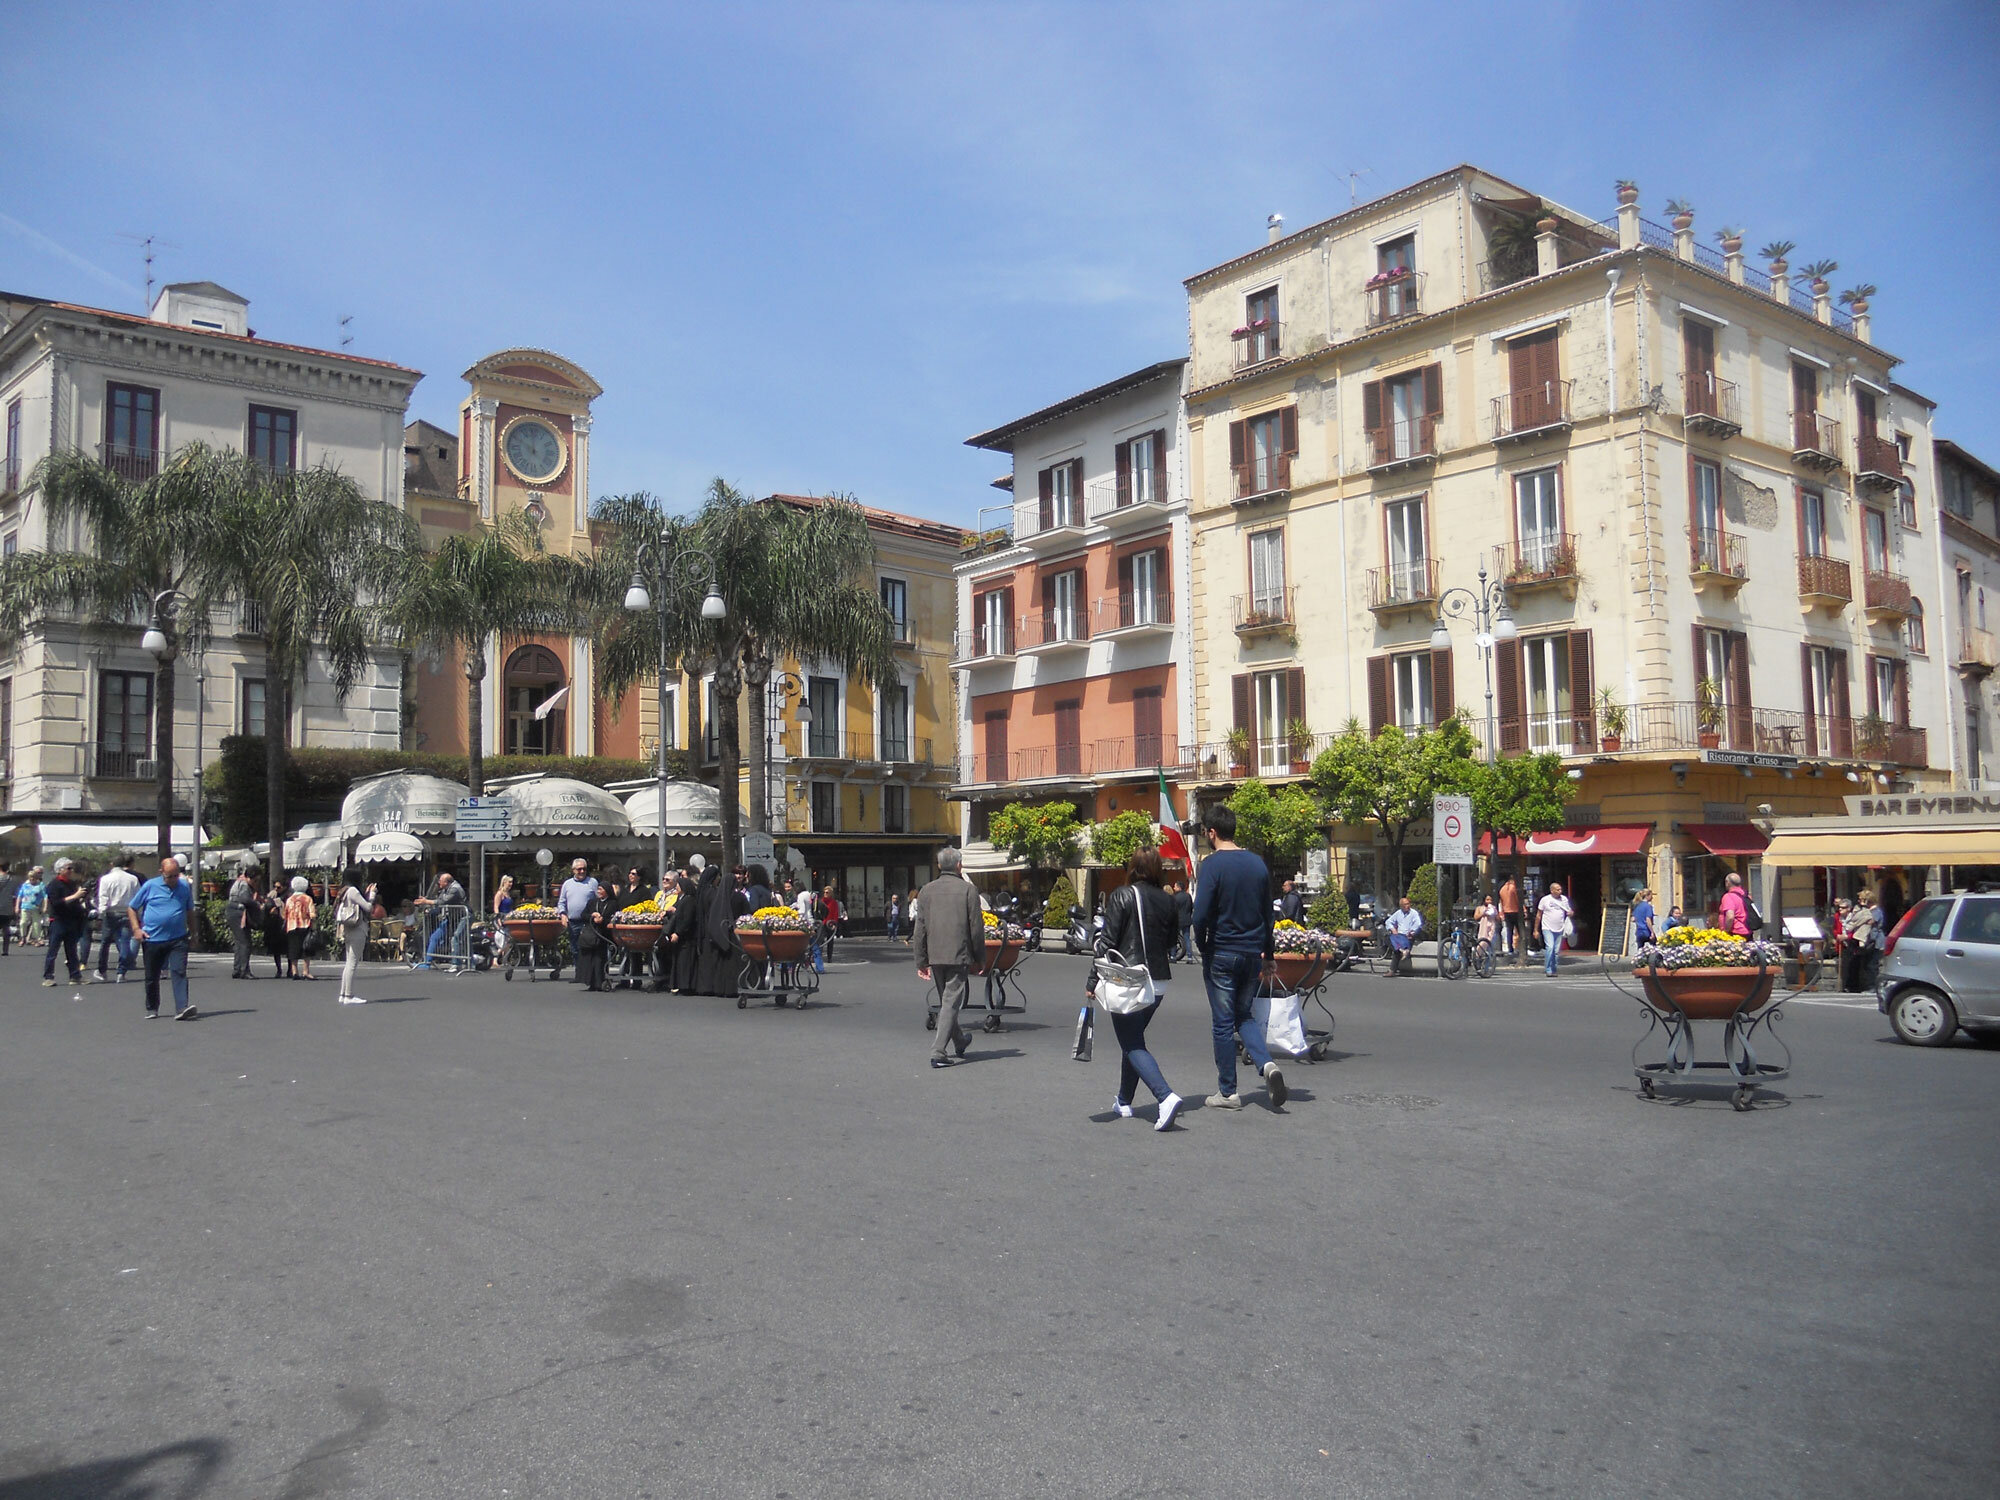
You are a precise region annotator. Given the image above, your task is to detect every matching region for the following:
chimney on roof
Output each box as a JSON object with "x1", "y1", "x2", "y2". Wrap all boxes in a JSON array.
[{"x1": 1267, "y1": 213, "x2": 1285, "y2": 244}]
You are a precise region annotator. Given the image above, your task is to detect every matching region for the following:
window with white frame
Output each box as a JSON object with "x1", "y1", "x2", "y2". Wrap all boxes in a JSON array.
[
  {"x1": 1049, "y1": 462, "x2": 1077, "y2": 528},
  {"x1": 979, "y1": 589, "x2": 1009, "y2": 656},
  {"x1": 1873, "y1": 656, "x2": 1901, "y2": 723},
  {"x1": 1048, "y1": 569, "x2": 1080, "y2": 641},
  {"x1": 1249, "y1": 528, "x2": 1286, "y2": 616},
  {"x1": 1807, "y1": 646, "x2": 1839, "y2": 756},
  {"x1": 1800, "y1": 488, "x2": 1828, "y2": 557},
  {"x1": 1128, "y1": 548, "x2": 1161, "y2": 625},
  {"x1": 1253, "y1": 670, "x2": 1290, "y2": 773},
  {"x1": 1390, "y1": 652, "x2": 1433, "y2": 731},
  {"x1": 1906, "y1": 598, "x2": 1926, "y2": 655},
  {"x1": 1383, "y1": 496, "x2": 1428, "y2": 599},
  {"x1": 879, "y1": 577, "x2": 909, "y2": 642},
  {"x1": 1692, "y1": 459, "x2": 1724, "y2": 568},
  {"x1": 1129, "y1": 431, "x2": 1157, "y2": 504},
  {"x1": 1699, "y1": 629, "x2": 1736, "y2": 716},
  {"x1": 1514, "y1": 468, "x2": 1563, "y2": 571},
  {"x1": 1522, "y1": 635, "x2": 1571, "y2": 752}
]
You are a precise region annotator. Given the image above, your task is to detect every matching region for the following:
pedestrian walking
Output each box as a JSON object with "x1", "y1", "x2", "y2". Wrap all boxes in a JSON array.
[
  {"x1": 1098, "y1": 847, "x2": 1184, "y2": 1130},
  {"x1": 1383, "y1": 895, "x2": 1423, "y2": 977},
  {"x1": 885, "y1": 892, "x2": 901, "y2": 943},
  {"x1": 283, "y1": 876, "x2": 318, "y2": 980},
  {"x1": 93, "y1": 855, "x2": 140, "y2": 983},
  {"x1": 333, "y1": 867, "x2": 376, "y2": 1004},
  {"x1": 906, "y1": 888, "x2": 919, "y2": 946},
  {"x1": 1172, "y1": 879, "x2": 1194, "y2": 962},
  {"x1": 226, "y1": 869, "x2": 261, "y2": 978},
  {"x1": 1277, "y1": 878, "x2": 1306, "y2": 924},
  {"x1": 557, "y1": 859, "x2": 599, "y2": 983},
  {"x1": 259, "y1": 887, "x2": 288, "y2": 977},
  {"x1": 574, "y1": 886, "x2": 612, "y2": 991},
  {"x1": 40, "y1": 857, "x2": 89, "y2": 988},
  {"x1": 913, "y1": 846, "x2": 984, "y2": 1069},
  {"x1": 1832, "y1": 898, "x2": 1857, "y2": 991},
  {"x1": 18, "y1": 866, "x2": 47, "y2": 947},
  {"x1": 1632, "y1": 888, "x2": 1658, "y2": 948},
  {"x1": 0, "y1": 863, "x2": 17, "y2": 957},
  {"x1": 1191, "y1": 804, "x2": 1286, "y2": 1110},
  {"x1": 130, "y1": 854, "x2": 198, "y2": 1020},
  {"x1": 795, "y1": 881, "x2": 825, "y2": 975},
  {"x1": 1844, "y1": 892, "x2": 1881, "y2": 993},
  {"x1": 692, "y1": 866, "x2": 739, "y2": 998},
  {"x1": 666, "y1": 866, "x2": 700, "y2": 993},
  {"x1": 1535, "y1": 882, "x2": 1573, "y2": 977},
  {"x1": 1498, "y1": 875, "x2": 1522, "y2": 958}
]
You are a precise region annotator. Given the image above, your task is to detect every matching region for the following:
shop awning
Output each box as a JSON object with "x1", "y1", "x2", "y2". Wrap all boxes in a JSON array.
[
  {"x1": 1764, "y1": 828, "x2": 2000, "y2": 867},
  {"x1": 37, "y1": 822, "x2": 208, "y2": 851},
  {"x1": 355, "y1": 831, "x2": 427, "y2": 863},
  {"x1": 489, "y1": 775, "x2": 634, "y2": 838},
  {"x1": 624, "y1": 781, "x2": 722, "y2": 837},
  {"x1": 960, "y1": 839, "x2": 1026, "y2": 874},
  {"x1": 341, "y1": 772, "x2": 469, "y2": 840},
  {"x1": 1684, "y1": 823, "x2": 1771, "y2": 857},
  {"x1": 1479, "y1": 824, "x2": 1652, "y2": 857}
]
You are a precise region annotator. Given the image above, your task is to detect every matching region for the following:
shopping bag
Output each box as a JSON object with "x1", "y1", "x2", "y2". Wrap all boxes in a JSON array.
[
  {"x1": 1072, "y1": 1003, "x2": 1094, "y2": 1062},
  {"x1": 1253, "y1": 987, "x2": 1309, "y2": 1058}
]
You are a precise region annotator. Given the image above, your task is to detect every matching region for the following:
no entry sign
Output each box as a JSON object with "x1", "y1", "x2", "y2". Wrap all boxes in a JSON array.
[{"x1": 1432, "y1": 794, "x2": 1474, "y2": 865}]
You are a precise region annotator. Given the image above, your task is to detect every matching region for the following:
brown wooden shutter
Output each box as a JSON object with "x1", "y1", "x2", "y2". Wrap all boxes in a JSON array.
[
  {"x1": 1895, "y1": 661, "x2": 1910, "y2": 727},
  {"x1": 1567, "y1": 630, "x2": 1594, "y2": 751},
  {"x1": 1830, "y1": 649, "x2": 1853, "y2": 756},
  {"x1": 1865, "y1": 654, "x2": 1880, "y2": 718},
  {"x1": 1362, "y1": 380, "x2": 1383, "y2": 464},
  {"x1": 1279, "y1": 404, "x2": 1298, "y2": 455},
  {"x1": 1231, "y1": 673, "x2": 1251, "y2": 736},
  {"x1": 1117, "y1": 553, "x2": 1134, "y2": 625},
  {"x1": 1684, "y1": 319, "x2": 1714, "y2": 382},
  {"x1": 687, "y1": 674, "x2": 701, "y2": 753},
  {"x1": 1038, "y1": 467, "x2": 1053, "y2": 530},
  {"x1": 1070, "y1": 459, "x2": 1084, "y2": 508},
  {"x1": 1856, "y1": 389, "x2": 1879, "y2": 441},
  {"x1": 1692, "y1": 624, "x2": 1708, "y2": 698},
  {"x1": 1430, "y1": 645, "x2": 1454, "y2": 727},
  {"x1": 1285, "y1": 666, "x2": 1306, "y2": 744},
  {"x1": 984, "y1": 711, "x2": 1008, "y2": 780},
  {"x1": 1793, "y1": 362, "x2": 1816, "y2": 416},
  {"x1": 1728, "y1": 630, "x2": 1753, "y2": 747},
  {"x1": 1365, "y1": 656, "x2": 1389, "y2": 734},
  {"x1": 1039, "y1": 572, "x2": 1056, "y2": 638},
  {"x1": 1800, "y1": 645, "x2": 1817, "y2": 758},
  {"x1": 999, "y1": 586, "x2": 1014, "y2": 653},
  {"x1": 1114, "y1": 440, "x2": 1131, "y2": 508},
  {"x1": 1496, "y1": 638, "x2": 1523, "y2": 753},
  {"x1": 1151, "y1": 429, "x2": 1168, "y2": 503},
  {"x1": 1508, "y1": 337, "x2": 1534, "y2": 400}
]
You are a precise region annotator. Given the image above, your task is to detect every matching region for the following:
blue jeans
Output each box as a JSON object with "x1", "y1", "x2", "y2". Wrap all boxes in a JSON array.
[
  {"x1": 143, "y1": 936, "x2": 190, "y2": 1014},
  {"x1": 1111, "y1": 998, "x2": 1172, "y2": 1105},
  {"x1": 1544, "y1": 932, "x2": 1564, "y2": 976},
  {"x1": 97, "y1": 921, "x2": 136, "y2": 977},
  {"x1": 810, "y1": 935, "x2": 824, "y2": 975},
  {"x1": 427, "y1": 909, "x2": 466, "y2": 962},
  {"x1": 1203, "y1": 949, "x2": 1272, "y2": 1096}
]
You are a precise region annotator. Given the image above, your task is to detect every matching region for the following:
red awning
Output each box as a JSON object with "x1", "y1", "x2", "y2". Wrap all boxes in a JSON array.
[
  {"x1": 1684, "y1": 822, "x2": 1771, "y2": 857},
  {"x1": 1478, "y1": 824, "x2": 1653, "y2": 858}
]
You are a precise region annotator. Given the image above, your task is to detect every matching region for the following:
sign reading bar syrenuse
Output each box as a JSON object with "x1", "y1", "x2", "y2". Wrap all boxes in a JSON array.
[{"x1": 1846, "y1": 793, "x2": 2000, "y2": 822}]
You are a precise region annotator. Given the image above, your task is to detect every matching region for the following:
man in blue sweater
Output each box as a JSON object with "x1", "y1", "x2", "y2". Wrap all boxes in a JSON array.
[{"x1": 1191, "y1": 805, "x2": 1285, "y2": 1109}]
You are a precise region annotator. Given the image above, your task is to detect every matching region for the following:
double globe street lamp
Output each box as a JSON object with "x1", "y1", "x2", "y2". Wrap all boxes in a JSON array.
[
  {"x1": 140, "y1": 589, "x2": 204, "y2": 888},
  {"x1": 624, "y1": 537, "x2": 726, "y2": 882},
  {"x1": 1429, "y1": 561, "x2": 1517, "y2": 763}
]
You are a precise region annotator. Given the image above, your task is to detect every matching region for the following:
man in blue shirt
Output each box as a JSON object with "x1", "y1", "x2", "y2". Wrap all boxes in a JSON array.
[
  {"x1": 128, "y1": 855, "x2": 198, "y2": 1020},
  {"x1": 1190, "y1": 805, "x2": 1285, "y2": 1110},
  {"x1": 557, "y1": 858, "x2": 600, "y2": 984}
]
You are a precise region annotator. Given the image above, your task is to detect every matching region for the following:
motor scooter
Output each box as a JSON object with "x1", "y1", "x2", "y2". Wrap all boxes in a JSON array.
[{"x1": 1064, "y1": 903, "x2": 1101, "y2": 955}]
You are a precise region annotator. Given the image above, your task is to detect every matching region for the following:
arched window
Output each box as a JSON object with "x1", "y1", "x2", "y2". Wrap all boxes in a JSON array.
[
  {"x1": 504, "y1": 644, "x2": 566, "y2": 755},
  {"x1": 1905, "y1": 597, "x2": 1926, "y2": 656}
]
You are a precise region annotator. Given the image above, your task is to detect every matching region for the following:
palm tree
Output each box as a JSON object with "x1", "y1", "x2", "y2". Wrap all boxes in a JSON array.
[
  {"x1": 188, "y1": 448, "x2": 419, "y2": 891},
  {"x1": 0, "y1": 448, "x2": 230, "y2": 858},
  {"x1": 385, "y1": 510, "x2": 586, "y2": 798}
]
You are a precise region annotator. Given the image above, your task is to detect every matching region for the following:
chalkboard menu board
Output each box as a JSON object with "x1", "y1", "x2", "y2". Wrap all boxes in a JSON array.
[{"x1": 1600, "y1": 903, "x2": 1632, "y2": 961}]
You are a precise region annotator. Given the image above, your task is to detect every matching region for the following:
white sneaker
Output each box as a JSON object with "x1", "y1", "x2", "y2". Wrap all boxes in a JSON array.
[
  {"x1": 338, "y1": 994, "x2": 367, "y2": 1005},
  {"x1": 1205, "y1": 1092, "x2": 1243, "y2": 1110},
  {"x1": 1111, "y1": 1098, "x2": 1133, "y2": 1118},
  {"x1": 1262, "y1": 1063, "x2": 1289, "y2": 1108},
  {"x1": 1155, "y1": 1093, "x2": 1183, "y2": 1131}
]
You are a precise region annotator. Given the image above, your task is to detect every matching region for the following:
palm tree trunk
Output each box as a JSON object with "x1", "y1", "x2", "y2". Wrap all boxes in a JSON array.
[
  {"x1": 714, "y1": 655, "x2": 743, "y2": 866},
  {"x1": 465, "y1": 642, "x2": 487, "y2": 796},
  {"x1": 153, "y1": 654, "x2": 176, "y2": 861},
  {"x1": 264, "y1": 648, "x2": 290, "y2": 895},
  {"x1": 744, "y1": 653, "x2": 771, "y2": 837}
]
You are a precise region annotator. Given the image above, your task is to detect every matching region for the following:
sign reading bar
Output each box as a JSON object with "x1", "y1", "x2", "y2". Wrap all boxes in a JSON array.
[
  {"x1": 455, "y1": 796, "x2": 513, "y2": 844},
  {"x1": 1432, "y1": 794, "x2": 1474, "y2": 865},
  {"x1": 1846, "y1": 793, "x2": 2000, "y2": 822}
]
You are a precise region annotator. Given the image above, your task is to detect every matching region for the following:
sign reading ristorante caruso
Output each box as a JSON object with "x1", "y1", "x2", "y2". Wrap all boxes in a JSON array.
[{"x1": 1845, "y1": 793, "x2": 2000, "y2": 822}]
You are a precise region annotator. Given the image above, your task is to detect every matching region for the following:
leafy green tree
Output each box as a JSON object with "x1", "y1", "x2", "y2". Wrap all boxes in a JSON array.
[
  {"x1": 1310, "y1": 715, "x2": 1479, "y2": 891},
  {"x1": 1042, "y1": 873, "x2": 1079, "y2": 931},
  {"x1": 385, "y1": 510, "x2": 585, "y2": 798},
  {"x1": 1467, "y1": 751, "x2": 1574, "y2": 890},
  {"x1": 1303, "y1": 888, "x2": 1350, "y2": 933},
  {"x1": 1088, "y1": 809, "x2": 1157, "y2": 869},
  {"x1": 988, "y1": 799, "x2": 1082, "y2": 912},
  {"x1": 1225, "y1": 776, "x2": 1325, "y2": 880},
  {"x1": 1405, "y1": 861, "x2": 1441, "y2": 936}
]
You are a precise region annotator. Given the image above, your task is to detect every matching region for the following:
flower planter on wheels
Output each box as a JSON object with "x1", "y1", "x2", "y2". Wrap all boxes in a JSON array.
[
  {"x1": 734, "y1": 920, "x2": 819, "y2": 1010},
  {"x1": 501, "y1": 916, "x2": 564, "y2": 983},
  {"x1": 1624, "y1": 960, "x2": 1791, "y2": 1110},
  {"x1": 608, "y1": 923, "x2": 666, "y2": 989}
]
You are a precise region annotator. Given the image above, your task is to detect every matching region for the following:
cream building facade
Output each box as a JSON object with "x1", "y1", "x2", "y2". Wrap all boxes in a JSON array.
[
  {"x1": 0, "y1": 283, "x2": 418, "y2": 834},
  {"x1": 1180, "y1": 166, "x2": 1952, "y2": 941}
]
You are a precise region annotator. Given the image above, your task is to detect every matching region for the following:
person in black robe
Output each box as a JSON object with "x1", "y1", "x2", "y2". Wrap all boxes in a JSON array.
[
  {"x1": 667, "y1": 871, "x2": 700, "y2": 993},
  {"x1": 693, "y1": 866, "x2": 740, "y2": 997},
  {"x1": 575, "y1": 890, "x2": 612, "y2": 991},
  {"x1": 260, "y1": 890, "x2": 288, "y2": 978}
]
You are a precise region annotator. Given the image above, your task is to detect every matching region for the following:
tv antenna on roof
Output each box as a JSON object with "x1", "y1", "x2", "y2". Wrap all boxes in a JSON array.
[
  {"x1": 115, "y1": 233, "x2": 180, "y2": 313},
  {"x1": 1342, "y1": 168, "x2": 1373, "y2": 208},
  {"x1": 338, "y1": 314, "x2": 353, "y2": 349}
]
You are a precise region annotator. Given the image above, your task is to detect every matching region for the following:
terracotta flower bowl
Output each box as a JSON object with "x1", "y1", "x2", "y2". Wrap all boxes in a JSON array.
[
  {"x1": 502, "y1": 917, "x2": 564, "y2": 943},
  {"x1": 1636, "y1": 966, "x2": 1777, "y2": 1022},
  {"x1": 975, "y1": 937, "x2": 1024, "y2": 975},
  {"x1": 1273, "y1": 951, "x2": 1333, "y2": 991},
  {"x1": 609, "y1": 923, "x2": 665, "y2": 953},
  {"x1": 738, "y1": 926, "x2": 811, "y2": 963}
]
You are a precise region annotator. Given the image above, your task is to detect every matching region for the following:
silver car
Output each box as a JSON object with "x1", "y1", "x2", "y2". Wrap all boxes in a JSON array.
[{"x1": 1875, "y1": 892, "x2": 2000, "y2": 1047}]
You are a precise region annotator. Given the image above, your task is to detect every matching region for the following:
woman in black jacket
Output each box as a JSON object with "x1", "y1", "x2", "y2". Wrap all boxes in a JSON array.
[{"x1": 1099, "y1": 848, "x2": 1183, "y2": 1130}]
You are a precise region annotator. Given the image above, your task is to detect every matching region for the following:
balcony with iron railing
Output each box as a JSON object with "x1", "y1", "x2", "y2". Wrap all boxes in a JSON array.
[
  {"x1": 1232, "y1": 589, "x2": 1295, "y2": 636},
  {"x1": 1093, "y1": 734, "x2": 1188, "y2": 776},
  {"x1": 1232, "y1": 451, "x2": 1291, "y2": 503},
  {"x1": 86, "y1": 741, "x2": 154, "y2": 780},
  {"x1": 1092, "y1": 593, "x2": 1172, "y2": 636},
  {"x1": 1365, "y1": 271, "x2": 1424, "y2": 327},
  {"x1": 1231, "y1": 320, "x2": 1282, "y2": 370},
  {"x1": 1016, "y1": 607, "x2": 1091, "y2": 654},
  {"x1": 952, "y1": 621, "x2": 1016, "y2": 664},
  {"x1": 1495, "y1": 535, "x2": 1579, "y2": 595},
  {"x1": 1475, "y1": 699, "x2": 1930, "y2": 767},
  {"x1": 794, "y1": 732, "x2": 939, "y2": 768},
  {"x1": 1689, "y1": 527, "x2": 1748, "y2": 590},
  {"x1": 1797, "y1": 554, "x2": 1852, "y2": 610},
  {"x1": 1364, "y1": 414, "x2": 1438, "y2": 473},
  {"x1": 1368, "y1": 557, "x2": 1439, "y2": 614},
  {"x1": 1957, "y1": 626, "x2": 1998, "y2": 678},
  {"x1": 1084, "y1": 472, "x2": 1172, "y2": 525},
  {"x1": 1793, "y1": 412, "x2": 1843, "y2": 471},
  {"x1": 98, "y1": 442, "x2": 162, "y2": 484},
  {"x1": 1014, "y1": 495, "x2": 1087, "y2": 544},
  {"x1": 1681, "y1": 372, "x2": 1742, "y2": 438},
  {"x1": 1855, "y1": 433, "x2": 1903, "y2": 493},
  {"x1": 1492, "y1": 381, "x2": 1573, "y2": 443},
  {"x1": 1863, "y1": 568, "x2": 1914, "y2": 622}
]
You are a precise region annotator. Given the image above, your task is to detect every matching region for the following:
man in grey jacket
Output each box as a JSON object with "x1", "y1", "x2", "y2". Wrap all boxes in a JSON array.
[{"x1": 912, "y1": 847, "x2": 985, "y2": 1069}]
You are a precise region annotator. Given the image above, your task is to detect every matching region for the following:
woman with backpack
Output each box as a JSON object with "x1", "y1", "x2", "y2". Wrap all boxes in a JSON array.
[{"x1": 334, "y1": 867, "x2": 377, "y2": 1005}]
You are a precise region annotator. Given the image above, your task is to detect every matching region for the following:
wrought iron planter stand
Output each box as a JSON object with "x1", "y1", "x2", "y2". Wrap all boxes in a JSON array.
[{"x1": 1612, "y1": 958, "x2": 1795, "y2": 1111}]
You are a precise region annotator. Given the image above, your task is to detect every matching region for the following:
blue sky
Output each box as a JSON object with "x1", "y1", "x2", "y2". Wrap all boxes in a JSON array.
[{"x1": 5, "y1": 1, "x2": 1996, "y2": 526}]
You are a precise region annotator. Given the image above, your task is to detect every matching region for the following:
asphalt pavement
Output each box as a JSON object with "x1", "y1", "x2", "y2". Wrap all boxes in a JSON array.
[{"x1": 0, "y1": 939, "x2": 1995, "y2": 1499}]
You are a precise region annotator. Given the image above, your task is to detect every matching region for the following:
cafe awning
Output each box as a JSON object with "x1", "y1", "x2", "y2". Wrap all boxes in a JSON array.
[
  {"x1": 624, "y1": 781, "x2": 722, "y2": 837},
  {"x1": 355, "y1": 830, "x2": 427, "y2": 863},
  {"x1": 960, "y1": 839, "x2": 1026, "y2": 874},
  {"x1": 37, "y1": 822, "x2": 207, "y2": 852},
  {"x1": 1763, "y1": 828, "x2": 2000, "y2": 867},
  {"x1": 1479, "y1": 824, "x2": 1652, "y2": 857},
  {"x1": 341, "y1": 772, "x2": 469, "y2": 840},
  {"x1": 491, "y1": 775, "x2": 634, "y2": 838},
  {"x1": 1684, "y1": 823, "x2": 1771, "y2": 857}
]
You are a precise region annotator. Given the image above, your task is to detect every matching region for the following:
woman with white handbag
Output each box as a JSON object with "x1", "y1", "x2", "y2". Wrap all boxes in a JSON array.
[{"x1": 1094, "y1": 848, "x2": 1184, "y2": 1131}]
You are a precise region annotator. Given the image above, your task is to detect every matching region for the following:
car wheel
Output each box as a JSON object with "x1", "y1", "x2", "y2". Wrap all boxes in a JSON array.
[{"x1": 1889, "y1": 986, "x2": 1958, "y2": 1048}]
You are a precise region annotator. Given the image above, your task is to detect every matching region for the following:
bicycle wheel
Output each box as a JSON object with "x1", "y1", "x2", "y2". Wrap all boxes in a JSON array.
[
  {"x1": 1473, "y1": 939, "x2": 1495, "y2": 979},
  {"x1": 1440, "y1": 934, "x2": 1468, "y2": 981}
]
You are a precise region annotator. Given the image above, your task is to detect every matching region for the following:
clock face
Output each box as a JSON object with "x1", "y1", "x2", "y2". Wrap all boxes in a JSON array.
[{"x1": 503, "y1": 419, "x2": 564, "y2": 482}]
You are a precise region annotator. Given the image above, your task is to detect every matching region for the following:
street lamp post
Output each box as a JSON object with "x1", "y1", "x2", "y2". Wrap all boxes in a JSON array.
[
  {"x1": 1430, "y1": 562, "x2": 1517, "y2": 764},
  {"x1": 763, "y1": 669, "x2": 810, "y2": 845},
  {"x1": 623, "y1": 533, "x2": 725, "y2": 883},
  {"x1": 141, "y1": 589, "x2": 203, "y2": 890}
]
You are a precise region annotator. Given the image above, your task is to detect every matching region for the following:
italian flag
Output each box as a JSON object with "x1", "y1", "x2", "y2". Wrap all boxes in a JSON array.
[{"x1": 1156, "y1": 767, "x2": 1191, "y2": 868}]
